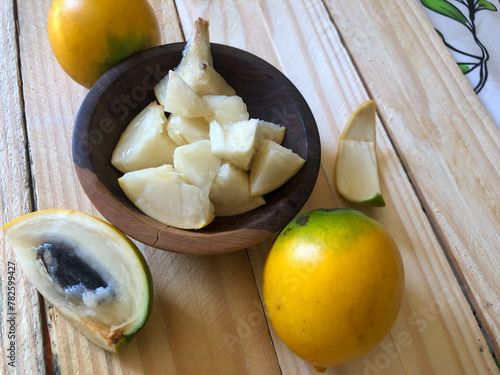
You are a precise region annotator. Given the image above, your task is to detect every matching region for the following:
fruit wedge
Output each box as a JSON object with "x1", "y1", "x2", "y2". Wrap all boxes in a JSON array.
[
  {"x1": 256, "y1": 120, "x2": 286, "y2": 145},
  {"x1": 335, "y1": 100, "x2": 385, "y2": 207},
  {"x1": 111, "y1": 102, "x2": 177, "y2": 173},
  {"x1": 203, "y1": 95, "x2": 249, "y2": 125},
  {"x1": 173, "y1": 140, "x2": 221, "y2": 194},
  {"x1": 2, "y1": 209, "x2": 153, "y2": 352},
  {"x1": 210, "y1": 119, "x2": 259, "y2": 170},
  {"x1": 249, "y1": 140, "x2": 305, "y2": 196},
  {"x1": 166, "y1": 115, "x2": 210, "y2": 146},
  {"x1": 210, "y1": 162, "x2": 265, "y2": 216},
  {"x1": 155, "y1": 70, "x2": 213, "y2": 118},
  {"x1": 119, "y1": 164, "x2": 215, "y2": 229}
]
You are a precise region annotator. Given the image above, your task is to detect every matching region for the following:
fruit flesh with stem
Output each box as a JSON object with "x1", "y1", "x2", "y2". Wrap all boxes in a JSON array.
[{"x1": 111, "y1": 17, "x2": 306, "y2": 228}]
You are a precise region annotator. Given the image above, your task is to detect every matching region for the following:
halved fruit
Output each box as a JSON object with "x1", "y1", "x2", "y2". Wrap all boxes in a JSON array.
[
  {"x1": 210, "y1": 162, "x2": 265, "y2": 216},
  {"x1": 155, "y1": 70, "x2": 213, "y2": 118},
  {"x1": 111, "y1": 102, "x2": 177, "y2": 173},
  {"x1": 2, "y1": 209, "x2": 153, "y2": 352},
  {"x1": 249, "y1": 140, "x2": 305, "y2": 196},
  {"x1": 335, "y1": 100, "x2": 385, "y2": 207},
  {"x1": 119, "y1": 164, "x2": 215, "y2": 229}
]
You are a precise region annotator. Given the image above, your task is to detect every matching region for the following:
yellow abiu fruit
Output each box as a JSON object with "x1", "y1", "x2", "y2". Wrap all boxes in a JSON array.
[
  {"x1": 47, "y1": 0, "x2": 161, "y2": 88},
  {"x1": 262, "y1": 208, "x2": 404, "y2": 372}
]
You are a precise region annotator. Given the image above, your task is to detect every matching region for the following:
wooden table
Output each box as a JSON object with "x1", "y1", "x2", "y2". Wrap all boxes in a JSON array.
[{"x1": 2, "y1": 1, "x2": 499, "y2": 374}]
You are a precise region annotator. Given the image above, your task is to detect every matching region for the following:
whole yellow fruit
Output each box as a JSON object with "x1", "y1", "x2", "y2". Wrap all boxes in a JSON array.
[
  {"x1": 262, "y1": 208, "x2": 404, "y2": 372},
  {"x1": 47, "y1": 0, "x2": 161, "y2": 88}
]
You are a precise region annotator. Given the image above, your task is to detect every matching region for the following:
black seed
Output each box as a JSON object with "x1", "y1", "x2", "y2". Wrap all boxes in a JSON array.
[{"x1": 37, "y1": 243, "x2": 107, "y2": 291}]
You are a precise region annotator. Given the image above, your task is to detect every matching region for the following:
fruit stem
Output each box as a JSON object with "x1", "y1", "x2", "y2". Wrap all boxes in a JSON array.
[{"x1": 313, "y1": 365, "x2": 327, "y2": 373}]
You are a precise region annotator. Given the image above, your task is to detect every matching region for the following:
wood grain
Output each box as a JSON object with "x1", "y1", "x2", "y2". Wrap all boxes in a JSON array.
[
  {"x1": 0, "y1": 1, "x2": 46, "y2": 374},
  {"x1": 324, "y1": 0, "x2": 500, "y2": 357},
  {"x1": 13, "y1": 0, "x2": 280, "y2": 373},
  {"x1": 177, "y1": 0, "x2": 499, "y2": 373},
  {"x1": 5, "y1": 0, "x2": 499, "y2": 373}
]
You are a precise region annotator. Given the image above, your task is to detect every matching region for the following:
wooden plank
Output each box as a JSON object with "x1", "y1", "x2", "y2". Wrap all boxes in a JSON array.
[
  {"x1": 15, "y1": 1, "x2": 280, "y2": 374},
  {"x1": 324, "y1": 0, "x2": 500, "y2": 357},
  {"x1": 177, "y1": 0, "x2": 498, "y2": 373},
  {"x1": 0, "y1": 1, "x2": 47, "y2": 374}
]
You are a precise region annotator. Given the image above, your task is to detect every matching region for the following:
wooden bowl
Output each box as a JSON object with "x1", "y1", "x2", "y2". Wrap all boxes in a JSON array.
[{"x1": 73, "y1": 43, "x2": 321, "y2": 255}]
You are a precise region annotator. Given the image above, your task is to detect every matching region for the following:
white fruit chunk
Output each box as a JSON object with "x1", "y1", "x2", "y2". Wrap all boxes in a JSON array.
[
  {"x1": 181, "y1": 61, "x2": 236, "y2": 97},
  {"x1": 173, "y1": 140, "x2": 221, "y2": 194},
  {"x1": 209, "y1": 162, "x2": 265, "y2": 216},
  {"x1": 335, "y1": 100, "x2": 385, "y2": 207},
  {"x1": 119, "y1": 165, "x2": 214, "y2": 229},
  {"x1": 155, "y1": 70, "x2": 213, "y2": 118},
  {"x1": 167, "y1": 115, "x2": 210, "y2": 146},
  {"x1": 175, "y1": 18, "x2": 235, "y2": 96},
  {"x1": 111, "y1": 102, "x2": 177, "y2": 174},
  {"x1": 256, "y1": 120, "x2": 286, "y2": 145},
  {"x1": 249, "y1": 140, "x2": 305, "y2": 196},
  {"x1": 209, "y1": 119, "x2": 259, "y2": 170},
  {"x1": 203, "y1": 95, "x2": 249, "y2": 125}
]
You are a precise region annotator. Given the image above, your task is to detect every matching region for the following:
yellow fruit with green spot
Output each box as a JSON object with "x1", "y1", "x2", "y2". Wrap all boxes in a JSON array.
[
  {"x1": 48, "y1": 0, "x2": 161, "y2": 88},
  {"x1": 262, "y1": 208, "x2": 404, "y2": 372}
]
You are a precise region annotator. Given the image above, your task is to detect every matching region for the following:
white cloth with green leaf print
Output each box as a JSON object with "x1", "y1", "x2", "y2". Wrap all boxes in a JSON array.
[{"x1": 420, "y1": 0, "x2": 500, "y2": 129}]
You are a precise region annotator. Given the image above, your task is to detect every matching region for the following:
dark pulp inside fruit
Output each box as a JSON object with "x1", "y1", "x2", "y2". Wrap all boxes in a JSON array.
[{"x1": 37, "y1": 243, "x2": 108, "y2": 293}]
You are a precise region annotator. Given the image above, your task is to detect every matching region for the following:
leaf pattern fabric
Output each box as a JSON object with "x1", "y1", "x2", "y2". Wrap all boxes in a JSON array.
[{"x1": 421, "y1": 0, "x2": 500, "y2": 128}]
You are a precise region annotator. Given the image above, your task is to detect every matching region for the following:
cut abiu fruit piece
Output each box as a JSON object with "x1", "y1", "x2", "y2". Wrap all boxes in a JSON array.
[
  {"x1": 173, "y1": 18, "x2": 235, "y2": 96},
  {"x1": 203, "y1": 95, "x2": 249, "y2": 125},
  {"x1": 256, "y1": 120, "x2": 286, "y2": 145},
  {"x1": 210, "y1": 162, "x2": 265, "y2": 217},
  {"x1": 1, "y1": 209, "x2": 153, "y2": 352},
  {"x1": 119, "y1": 164, "x2": 215, "y2": 229},
  {"x1": 155, "y1": 70, "x2": 213, "y2": 118},
  {"x1": 249, "y1": 139, "x2": 305, "y2": 196},
  {"x1": 173, "y1": 140, "x2": 221, "y2": 194},
  {"x1": 111, "y1": 102, "x2": 177, "y2": 173},
  {"x1": 335, "y1": 100, "x2": 385, "y2": 207},
  {"x1": 167, "y1": 115, "x2": 209, "y2": 146},
  {"x1": 153, "y1": 18, "x2": 235, "y2": 99},
  {"x1": 210, "y1": 118, "x2": 259, "y2": 170}
]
